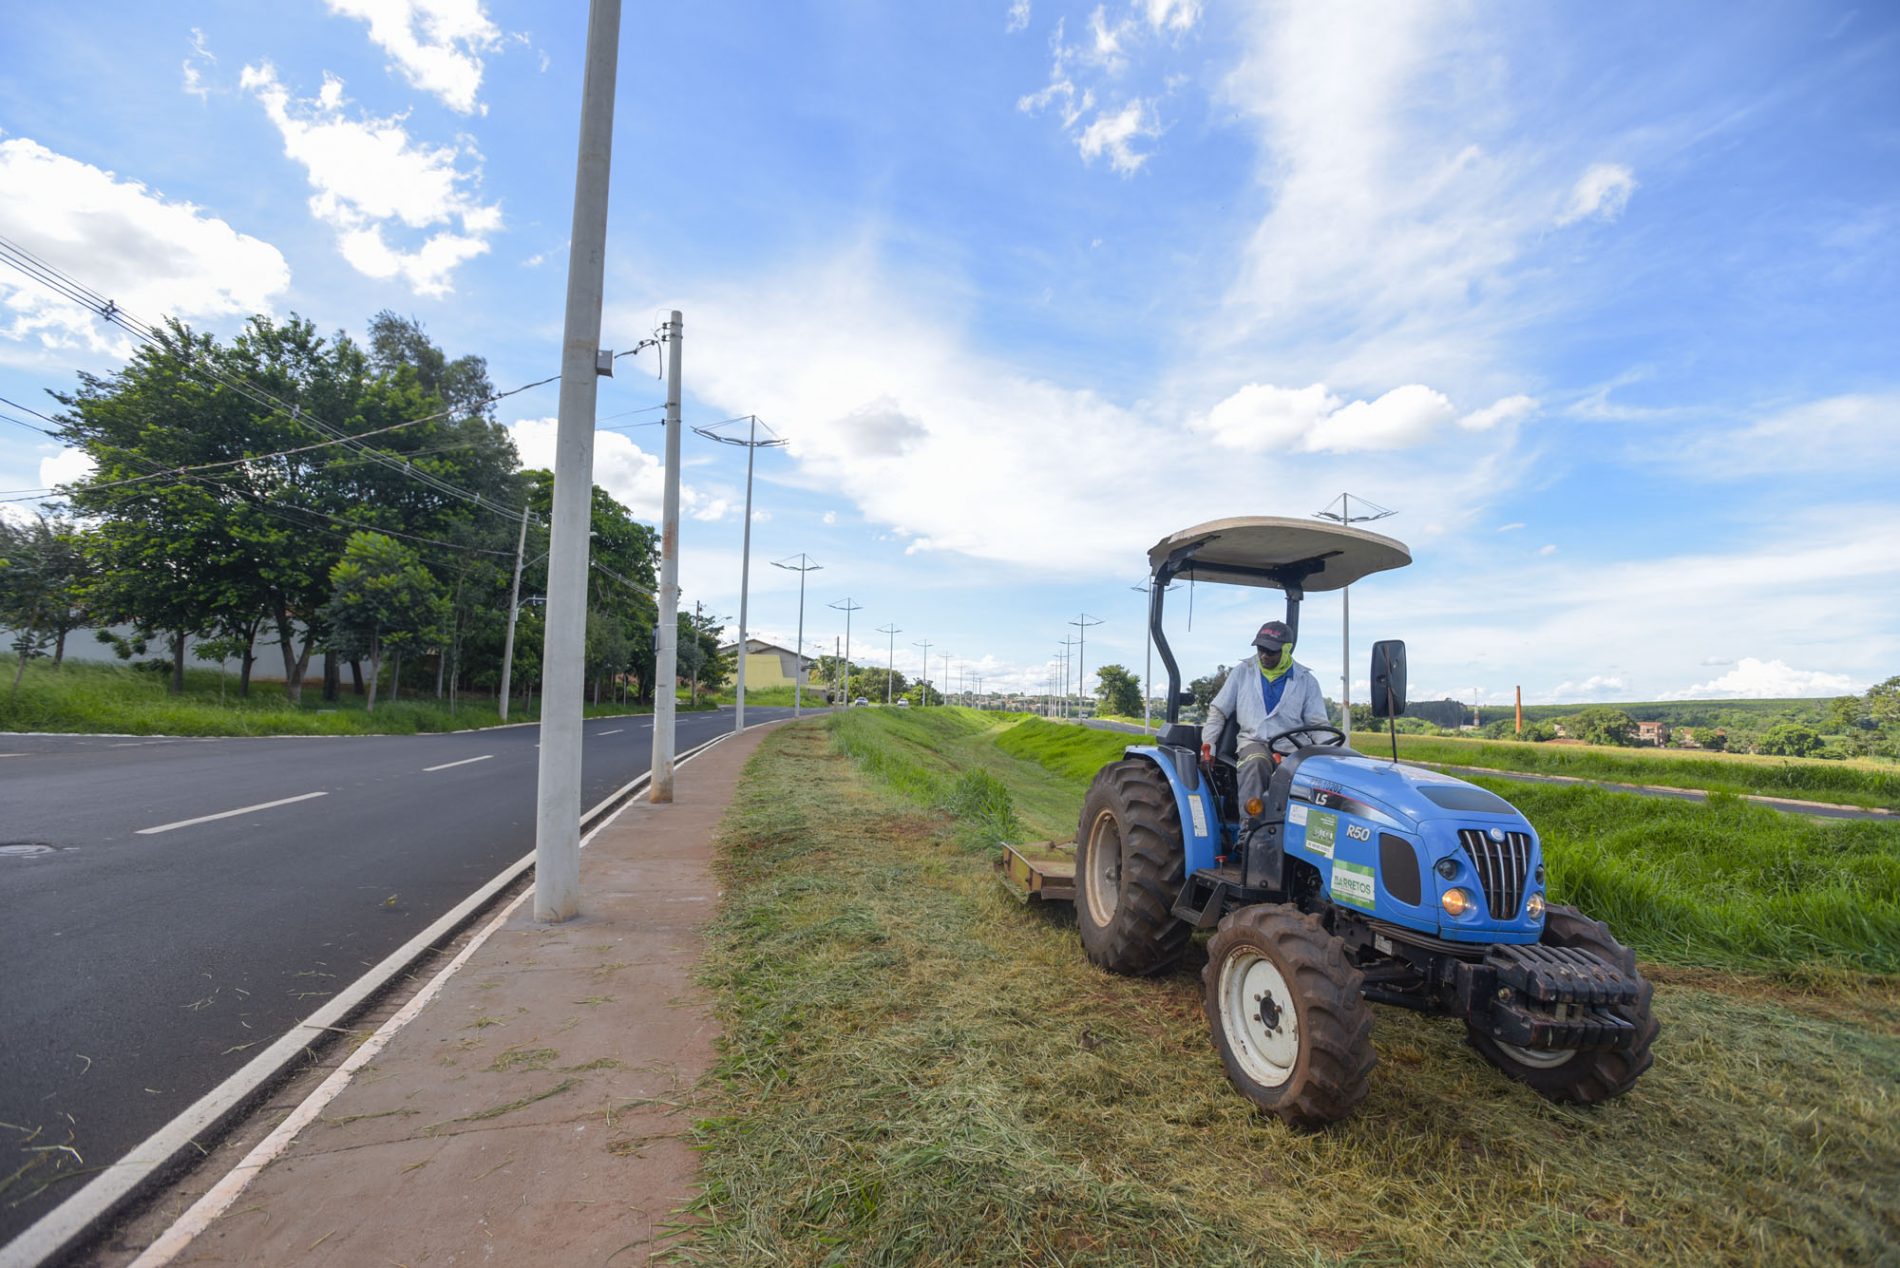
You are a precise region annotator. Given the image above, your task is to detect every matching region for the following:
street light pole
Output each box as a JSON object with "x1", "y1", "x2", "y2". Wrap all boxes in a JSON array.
[
  {"x1": 534, "y1": 0, "x2": 621, "y2": 923},
  {"x1": 498, "y1": 502, "x2": 533, "y2": 722},
  {"x1": 830, "y1": 598, "x2": 862, "y2": 703},
  {"x1": 772, "y1": 553, "x2": 821, "y2": 716},
  {"x1": 913, "y1": 637, "x2": 932, "y2": 705},
  {"x1": 695, "y1": 415, "x2": 785, "y2": 733},
  {"x1": 1069, "y1": 613, "x2": 1103, "y2": 719},
  {"x1": 1130, "y1": 581, "x2": 1154, "y2": 731},
  {"x1": 877, "y1": 623, "x2": 902, "y2": 704},
  {"x1": 1058, "y1": 635, "x2": 1078, "y2": 719},
  {"x1": 1315, "y1": 492, "x2": 1395, "y2": 746}
]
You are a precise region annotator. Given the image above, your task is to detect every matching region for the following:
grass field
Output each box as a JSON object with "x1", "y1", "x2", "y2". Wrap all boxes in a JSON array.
[
  {"x1": 684, "y1": 713, "x2": 1900, "y2": 1265},
  {"x1": 1008, "y1": 714, "x2": 1900, "y2": 811},
  {"x1": 0, "y1": 655, "x2": 709, "y2": 736}
]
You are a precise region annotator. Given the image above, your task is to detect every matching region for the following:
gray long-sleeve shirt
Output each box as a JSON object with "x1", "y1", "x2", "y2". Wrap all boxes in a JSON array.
[{"x1": 1201, "y1": 655, "x2": 1331, "y2": 750}]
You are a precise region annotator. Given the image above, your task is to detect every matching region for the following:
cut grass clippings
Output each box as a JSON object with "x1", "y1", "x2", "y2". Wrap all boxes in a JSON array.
[{"x1": 684, "y1": 717, "x2": 1900, "y2": 1265}]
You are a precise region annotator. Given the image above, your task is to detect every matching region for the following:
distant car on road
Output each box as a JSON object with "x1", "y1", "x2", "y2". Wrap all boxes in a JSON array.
[
  {"x1": 853, "y1": 697, "x2": 870, "y2": 707},
  {"x1": 895, "y1": 699, "x2": 911, "y2": 708}
]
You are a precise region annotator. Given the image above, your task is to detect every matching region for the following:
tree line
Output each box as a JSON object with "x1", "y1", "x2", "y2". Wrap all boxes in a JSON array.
[{"x1": 0, "y1": 312, "x2": 728, "y2": 710}]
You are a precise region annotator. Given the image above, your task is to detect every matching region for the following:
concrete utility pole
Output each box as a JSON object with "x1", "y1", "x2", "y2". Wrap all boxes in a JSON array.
[
  {"x1": 649, "y1": 310, "x2": 684, "y2": 803},
  {"x1": 1315, "y1": 492, "x2": 1396, "y2": 746},
  {"x1": 830, "y1": 598, "x2": 862, "y2": 702},
  {"x1": 534, "y1": 0, "x2": 622, "y2": 924},
  {"x1": 941, "y1": 650, "x2": 950, "y2": 707},
  {"x1": 877, "y1": 624, "x2": 902, "y2": 703},
  {"x1": 1058, "y1": 635, "x2": 1078, "y2": 719},
  {"x1": 913, "y1": 637, "x2": 932, "y2": 704},
  {"x1": 772, "y1": 553, "x2": 821, "y2": 716},
  {"x1": 498, "y1": 503, "x2": 532, "y2": 722},
  {"x1": 1070, "y1": 614, "x2": 1103, "y2": 718},
  {"x1": 695, "y1": 416, "x2": 785, "y2": 732},
  {"x1": 1132, "y1": 581, "x2": 1155, "y2": 731}
]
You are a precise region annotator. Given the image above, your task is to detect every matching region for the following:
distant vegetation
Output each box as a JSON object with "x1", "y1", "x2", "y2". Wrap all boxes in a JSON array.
[
  {"x1": 0, "y1": 311, "x2": 729, "y2": 728},
  {"x1": 0, "y1": 655, "x2": 708, "y2": 736}
]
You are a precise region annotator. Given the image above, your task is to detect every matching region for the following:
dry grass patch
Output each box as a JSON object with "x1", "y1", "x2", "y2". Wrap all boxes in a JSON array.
[{"x1": 679, "y1": 720, "x2": 1899, "y2": 1266}]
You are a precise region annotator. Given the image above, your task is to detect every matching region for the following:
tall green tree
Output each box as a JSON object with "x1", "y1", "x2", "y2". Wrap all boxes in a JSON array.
[
  {"x1": 322, "y1": 532, "x2": 449, "y2": 713},
  {"x1": 1095, "y1": 663, "x2": 1142, "y2": 718}
]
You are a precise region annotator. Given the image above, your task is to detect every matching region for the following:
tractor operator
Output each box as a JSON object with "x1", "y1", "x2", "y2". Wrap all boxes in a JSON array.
[{"x1": 1200, "y1": 620, "x2": 1331, "y2": 817}]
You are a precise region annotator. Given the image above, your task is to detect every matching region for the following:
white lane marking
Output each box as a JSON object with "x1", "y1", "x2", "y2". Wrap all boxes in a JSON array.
[
  {"x1": 597, "y1": 728, "x2": 624, "y2": 736},
  {"x1": 135, "y1": 792, "x2": 328, "y2": 836},
  {"x1": 125, "y1": 734, "x2": 736, "y2": 1268},
  {"x1": 422, "y1": 754, "x2": 494, "y2": 773}
]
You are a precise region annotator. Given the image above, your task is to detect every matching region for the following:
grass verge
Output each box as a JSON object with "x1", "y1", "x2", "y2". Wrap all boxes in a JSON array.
[
  {"x1": 685, "y1": 715, "x2": 1899, "y2": 1265},
  {"x1": 0, "y1": 656, "x2": 711, "y2": 736}
]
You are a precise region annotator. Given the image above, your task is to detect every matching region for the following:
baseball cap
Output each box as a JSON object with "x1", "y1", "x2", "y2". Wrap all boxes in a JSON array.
[{"x1": 1253, "y1": 620, "x2": 1292, "y2": 652}]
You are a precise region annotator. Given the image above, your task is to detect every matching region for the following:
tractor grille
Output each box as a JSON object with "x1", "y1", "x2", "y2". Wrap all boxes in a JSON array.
[{"x1": 1457, "y1": 829, "x2": 1534, "y2": 918}]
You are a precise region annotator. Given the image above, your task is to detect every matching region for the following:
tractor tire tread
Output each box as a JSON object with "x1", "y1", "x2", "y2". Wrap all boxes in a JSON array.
[
  {"x1": 1203, "y1": 906, "x2": 1375, "y2": 1129},
  {"x1": 1075, "y1": 760, "x2": 1191, "y2": 977}
]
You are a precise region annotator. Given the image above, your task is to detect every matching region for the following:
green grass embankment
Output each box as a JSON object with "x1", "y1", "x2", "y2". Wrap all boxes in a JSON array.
[
  {"x1": 0, "y1": 656, "x2": 708, "y2": 736},
  {"x1": 992, "y1": 714, "x2": 1900, "y2": 974},
  {"x1": 686, "y1": 713, "x2": 1900, "y2": 1265}
]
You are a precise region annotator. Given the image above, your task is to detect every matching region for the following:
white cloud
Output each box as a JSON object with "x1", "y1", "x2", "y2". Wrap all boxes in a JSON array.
[
  {"x1": 40, "y1": 447, "x2": 95, "y2": 489},
  {"x1": 1006, "y1": 0, "x2": 1031, "y2": 34},
  {"x1": 241, "y1": 63, "x2": 499, "y2": 296},
  {"x1": 1669, "y1": 392, "x2": 1900, "y2": 479},
  {"x1": 821, "y1": 510, "x2": 838, "y2": 526},
  {"x1": 1551, "y1": 674, "x2": 1625, "y2": 700},
  {"x1": 1075, "y1": 100, "x2": 1159, "y2": 176},
  {"x1": 0, "y1": 138, "x2": 290, "y2": 357},
  {"x1": 1459, "y1": 394, "x2": 1537, "y2": 431},
  {"x1": 325, "y1": 0, "x2": 502, "y2": 115},
  {"x1": 1189, "y1": 381, "x2": 1456, "y2": 453},
  {"x1": 1537, "y1": 544, "x2": 1557, "y2": 556},
  {"x1": 1087, "y1": 6, "x2": 1132, "y2": 72},
  {"x1": 506, "y1": 417, "x2": 725, "y2": 524},
  {"x1": 1666, "y1": 658, "x2": 1858, "y2": 700},
  {"x1": 182, "y1": 27, "x2": 215, "y2": 101},
  {"x1": 1557, "y1": 162, "x2": 1637, "y2": 226},
  {"x1": 1141, "y1": 0, "x2": 1203, "y2": 33},
  {"x1": 1496, "y1": 522, "x2": 1525, "y2": 533}
]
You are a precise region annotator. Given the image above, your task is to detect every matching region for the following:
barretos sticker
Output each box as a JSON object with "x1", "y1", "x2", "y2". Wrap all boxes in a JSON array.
[
  {"x1": 1187, "y1": 793, "x2": 1208, "y2": 838},
  {"x1": 1289, "y1": 803, "x2": 1309, "y2": 826},
  {"x1": 1331, "y1": 859, "x2": 1376, "y2": 910},
  {"x1": 1303, "y1": 808, "x2": 1336, "y2": 858}
]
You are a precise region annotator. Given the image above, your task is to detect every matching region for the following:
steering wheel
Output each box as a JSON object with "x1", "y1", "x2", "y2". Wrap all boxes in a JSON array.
[{"x1": 1261, "y1": 724, "x2": 1347, "y2": 759}]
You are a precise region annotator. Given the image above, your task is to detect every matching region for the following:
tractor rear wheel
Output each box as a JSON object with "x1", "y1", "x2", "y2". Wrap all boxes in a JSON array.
[
  {"x1": 1074, "y1": 759, "x2": 1190, "y2": 976},
  {"x1": 1467, "y1": 905, "x2": 1659, "y2": 1104},
  {"x1": 1203, "y1": 904, "x2": 1375, "y2": 1129}
]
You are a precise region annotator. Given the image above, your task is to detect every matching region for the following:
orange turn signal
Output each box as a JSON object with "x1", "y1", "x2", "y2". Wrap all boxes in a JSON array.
[{"x1": 1245, "y1": 797, "x2": 1264, "y2": 817}]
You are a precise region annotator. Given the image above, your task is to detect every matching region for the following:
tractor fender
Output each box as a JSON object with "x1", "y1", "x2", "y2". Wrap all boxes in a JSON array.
[{"x1": 1123, "y1": 745, "x2": 1221, "y2": 875}]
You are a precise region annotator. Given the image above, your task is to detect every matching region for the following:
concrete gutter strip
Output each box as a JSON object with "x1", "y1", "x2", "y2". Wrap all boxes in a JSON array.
[{"x1": 7, "y1": 731, "x2": 736, "y2": 1268}]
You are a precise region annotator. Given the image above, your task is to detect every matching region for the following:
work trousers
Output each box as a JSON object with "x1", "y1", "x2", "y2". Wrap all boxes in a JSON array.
[{"x1": 1237, "y1": 741, "x2": 1275, "y2": 818}]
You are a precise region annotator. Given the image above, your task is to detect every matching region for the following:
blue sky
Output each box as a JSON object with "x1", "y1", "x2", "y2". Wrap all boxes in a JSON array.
[{"x1": 2, "y1": 1, "x2": 1895, "y2": 707}]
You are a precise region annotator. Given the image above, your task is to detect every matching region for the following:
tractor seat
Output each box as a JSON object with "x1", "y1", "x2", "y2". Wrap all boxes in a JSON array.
[
  {"x1": 1158, "y1": 722, "x2": 1199, "y2": 750},
  {"x1": 1216, "y1": 714, "x2": 1239, "y2": 766}
]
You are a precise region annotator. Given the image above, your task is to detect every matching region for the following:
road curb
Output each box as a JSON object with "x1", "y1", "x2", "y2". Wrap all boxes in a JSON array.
[{"x1": 5, "y1": 729, "x2": 742, "y2": 1268}]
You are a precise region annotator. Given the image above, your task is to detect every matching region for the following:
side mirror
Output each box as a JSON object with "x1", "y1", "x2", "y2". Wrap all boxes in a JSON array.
[{"x1": 1370, "y1": 640, "x2": 1407, "y2": 719}]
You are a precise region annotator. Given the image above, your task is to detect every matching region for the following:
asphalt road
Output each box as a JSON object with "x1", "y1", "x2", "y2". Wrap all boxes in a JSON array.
[{"x1": 0, "y1": 706, "x2": 813, "y2": 1249}]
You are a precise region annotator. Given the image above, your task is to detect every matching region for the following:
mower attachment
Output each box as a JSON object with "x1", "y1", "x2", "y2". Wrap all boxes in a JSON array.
[{"x1": 999, "y1": 841, "x2": 1075, "y2": 903}]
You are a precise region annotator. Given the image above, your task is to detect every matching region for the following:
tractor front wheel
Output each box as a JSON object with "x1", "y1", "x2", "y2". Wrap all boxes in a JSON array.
[
  {"x1": 1203, "y1": 904, "x2": 1375, "y2": 1129},
  {"x1": 1467, "y1": 905, "x2": 1659, "y2": 1104},
  {"x1": 1074, "y1": 759, "x2": 1190, "y2": 976}
]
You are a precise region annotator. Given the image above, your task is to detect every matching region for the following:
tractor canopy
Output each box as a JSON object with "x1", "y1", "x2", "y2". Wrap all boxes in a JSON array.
[{"x1": 1146, "y1": 517, "x2": 1411, "y2": 725}]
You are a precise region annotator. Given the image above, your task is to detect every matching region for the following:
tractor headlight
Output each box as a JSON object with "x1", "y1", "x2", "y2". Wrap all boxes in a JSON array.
[
  {"x1": 1526, "y1": 892, "x2": 1546, "y2": 919},
  {"x1": 1441, "y1": 887, "x2": 1474, "y2": 917},
  {"x1": 1434, "y1": 857, "x2": 1458, "y2": 880}
]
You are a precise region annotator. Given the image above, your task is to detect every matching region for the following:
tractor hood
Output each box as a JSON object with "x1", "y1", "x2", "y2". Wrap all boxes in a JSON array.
[{"x1": 1289, "y1": 753, "x2": 1528, "y2": 833}]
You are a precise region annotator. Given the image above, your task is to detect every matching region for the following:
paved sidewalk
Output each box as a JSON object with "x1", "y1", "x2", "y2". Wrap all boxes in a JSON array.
[{"x1": 151, "y1": 724, "x2": 776, "y2": 1267}]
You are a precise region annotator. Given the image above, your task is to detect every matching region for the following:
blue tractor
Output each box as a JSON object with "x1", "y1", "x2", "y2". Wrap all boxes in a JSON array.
[{"x1": 1059, "y1": 517, "x2": 1657, "y2": 1127}]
